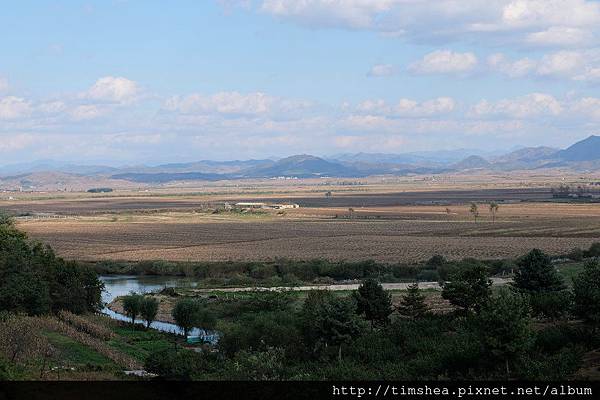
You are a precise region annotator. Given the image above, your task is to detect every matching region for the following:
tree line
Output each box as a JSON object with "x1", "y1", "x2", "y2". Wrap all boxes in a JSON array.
[
  {"x1": 0, "y1": 212, "x2": 103, "y2": 316},
  {"x1": 141, "y1": 248, "x2": 600, "y2": 380}
]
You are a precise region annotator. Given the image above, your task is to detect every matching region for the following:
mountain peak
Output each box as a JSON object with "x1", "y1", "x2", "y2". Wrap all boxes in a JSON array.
[
  {"x1": 451, "y1": 155, "x2": 491, "y2": 170},
  {"x1": 558, "y1": 135, "x2": 600, "y2": 162}
]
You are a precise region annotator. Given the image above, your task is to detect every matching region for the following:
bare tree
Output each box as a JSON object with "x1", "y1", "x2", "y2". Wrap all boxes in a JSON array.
[
  {"x1": 469, "y1": 203, "x2": 479, "y2": 222},
  {"x1": 489, "y1": 202, "x2": 499, "y2": 222}
]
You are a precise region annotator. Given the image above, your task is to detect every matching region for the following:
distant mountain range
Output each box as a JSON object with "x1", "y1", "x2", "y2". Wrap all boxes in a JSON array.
[{"x1": 2, "y1": 135, "x2": 600, "y2": 189}]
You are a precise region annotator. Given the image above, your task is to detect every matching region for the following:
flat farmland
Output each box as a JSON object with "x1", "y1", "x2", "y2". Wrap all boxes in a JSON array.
[
  {"x1": 14, "y1": 200, "x2": 600, "y2": 263},
  {"x1": 0, "y1": 187, "x2": 553, "y2": 215}
]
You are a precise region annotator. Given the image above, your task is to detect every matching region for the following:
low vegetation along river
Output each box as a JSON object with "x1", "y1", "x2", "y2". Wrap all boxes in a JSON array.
[
  {"x1": 100, "y1": 275, "x2": 511, "y2": 340},
  {"x1": 100, "y1": 275, "x2": 219, "y2": 342}
]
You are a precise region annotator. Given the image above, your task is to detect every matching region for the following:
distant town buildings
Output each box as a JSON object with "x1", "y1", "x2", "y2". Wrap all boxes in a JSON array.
[{"x1": 234, "y1": 202, "x2": 299, "y2": 210}]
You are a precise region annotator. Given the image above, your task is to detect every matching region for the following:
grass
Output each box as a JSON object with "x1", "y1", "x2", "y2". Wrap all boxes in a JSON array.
[
  {"x1": 43, "y1": 331, "x2": 115, "y2": 367},
  {"x1": 555, "y1": 262, "x2": 585, "y2": 285},
  {"x1": 107, "y1": 325, "x2": 177, "y2": 362}
]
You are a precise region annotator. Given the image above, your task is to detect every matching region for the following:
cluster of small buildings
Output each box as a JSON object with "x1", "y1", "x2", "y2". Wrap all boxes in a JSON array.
[{"x1": 234, "y1": 202, "x2": 300, "y2": 210}]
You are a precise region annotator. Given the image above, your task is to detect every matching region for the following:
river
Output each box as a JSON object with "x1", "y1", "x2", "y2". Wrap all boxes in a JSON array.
[{"x1": 99, "y1": 275, "x2": 219, "y2": 343}]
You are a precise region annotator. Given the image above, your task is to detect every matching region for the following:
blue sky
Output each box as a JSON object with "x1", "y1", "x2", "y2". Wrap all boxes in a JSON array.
[{"x1": 1, "y1": 0, "x2": 600, "y2": 165}]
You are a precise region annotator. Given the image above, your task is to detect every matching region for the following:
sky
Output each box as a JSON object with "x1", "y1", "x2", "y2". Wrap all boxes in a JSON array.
[{"x1": 1, "y1": 0, "x2": 600, "y2": 165}]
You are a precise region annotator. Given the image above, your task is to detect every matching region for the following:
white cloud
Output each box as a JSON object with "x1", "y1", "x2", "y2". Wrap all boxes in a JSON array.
[
  {"x1": 408, "y1": 50, "x2": 478, "y2": 75},
  {"x1": 356, "y1": 97, "x2": 456, "y2": 117},
  {"x1": 487, "y1": 53, "x2": 536, "y2": 77},
  {"x1": 0, "y1": 96, "x2": 32, "y2": 119},
  {"x1": 536, "y1": 51, "x2": 586, "y2": 77},
  {"x1": 570, "y1": 97, "x2": 600, "y2": 119},
  {"x1": 470, "y1": 93, "x2": 562, "y2": 118},
  {"x1": 260, "y1": 0, "x2": 397, "y2": 29},
  {"x1": 488, "y1": 49, "x2": 600, "y2": 82},
  {"x1": 86, "y1": 76, "x2": 140, "y2": 104},
  {"x1": 164, "y1": 91, "x2": 312, "y2": 117},
  {"x1": 252, "y1": 0, "x2": 600, "y2": 49},
  {"x1": 69, "y1": 105, "x2": 105, "y2": 121},
  {"x1": 367, "y1": 64, "x2": 395, "y2": 77},
  {"x1": 526, "y1": 27, "x2": 592, "y2": 47},
  {"x1": 38, "y1": 101, "x2": 67, "y2": 114}
]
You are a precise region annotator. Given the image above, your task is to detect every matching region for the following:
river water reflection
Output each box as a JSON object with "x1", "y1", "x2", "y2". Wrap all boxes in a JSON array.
[{"x1": 99, "y1": 275, "x2": 218, "y2": 343}]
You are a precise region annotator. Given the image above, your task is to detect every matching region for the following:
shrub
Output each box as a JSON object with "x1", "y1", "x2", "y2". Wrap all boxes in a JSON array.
[
  {"x1": 145, "y1": 348, "x2": 210, "y2": 380},
  {"x1": 529, "y1": 292, "x2": 571, "y2": 321},
  {"x1": 585, "y1": 242, "x2": 600, "y2": 258}
]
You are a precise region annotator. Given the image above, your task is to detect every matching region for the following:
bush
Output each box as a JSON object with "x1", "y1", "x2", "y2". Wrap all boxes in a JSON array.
[
  {"x1": 145, "y1": 349, "x2": 211, "y2": 380},
  {"x1": 516, "y1": 346, "x2": 583, "y2": 380},
  {"x1": 585, "y1": 242, "x2": 600, "y2": 258},
  {"x1": 567, "y1": 247, "x2": 584, "y2": 262},
  {"x1": 529, "y1": 292, "x2": 571, "y2": 320}
]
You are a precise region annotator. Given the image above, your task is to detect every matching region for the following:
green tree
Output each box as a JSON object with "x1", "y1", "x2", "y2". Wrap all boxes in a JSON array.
[
  {"x1": 513, "y1": 249, "x2": 565, "y2": 293},
  {"x1": 140, "y1": 297, "x2": 159, "y2": 329},
  {"x1": 301, "y1": 291, "x2": 365, "y2": 361},
  {"x1": 471, "y1": 288, "x2": 533, "y2": 377},
  {"x1": 352, "y1": 279, "x2": 393, "y2": 328},
  {"x1": 122, "y1": 293, "x2": 143, "y2": 326},
  {"x1": 0, "y1": 223, "x2": 102, "y2": 316},
  {"x1": 172, "y1": 298, "x2": 200, "y2": 337},
  {"x1": 441, "y1": 263, "x2": 491, "y2": 313},
  {"x1": 397, "y1": 283, "x2": 429, "y2": 319},
  {"x1": 0, "y1": 211, "x2": 13, "y2": 227},
  {"x1": 572, "y1": 259, "x2": 600, "y2": 328}
]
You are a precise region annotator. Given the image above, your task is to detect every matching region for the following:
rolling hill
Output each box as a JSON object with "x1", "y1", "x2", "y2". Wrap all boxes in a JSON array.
[{"x1": 3, "y1": 135, "x2": 600, "y2": 189}]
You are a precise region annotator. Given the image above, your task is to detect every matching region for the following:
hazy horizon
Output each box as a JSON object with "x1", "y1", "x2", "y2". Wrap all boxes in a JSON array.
[{"x1": 2, "y1": 1, "x2": 600, "y2": 165}]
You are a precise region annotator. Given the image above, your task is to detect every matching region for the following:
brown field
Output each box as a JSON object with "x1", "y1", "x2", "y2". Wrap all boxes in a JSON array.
[
  {"x1": 8, "y1": 194, "x2": 600, "y2": 263},
  {"x1": 4, "y1": 174, "x2": 600, "y2": 264}
]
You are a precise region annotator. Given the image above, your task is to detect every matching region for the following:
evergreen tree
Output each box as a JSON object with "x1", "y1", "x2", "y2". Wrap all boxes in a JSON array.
[
  {"x1": 441, "y1": 263, "x2": 491, "y2": 313},
  {"x1": 513, "y1": 249, "x2": 565, "y2": 293},
  {"x1": 513, "y1": 249, "x2": 569, "y2": 319},
  {"x1": 572, "y1": 259, "x2": 600, "y2": 328},
  {"x1": 301, "y1": 291, "x2": 365, "y2": 361},
  {"x1": 397, "y1": 283, "x2": 429, "y2": 319},
  {"x1": 352, "y1": 278, "x2": 393, "y2": 328},
  {"x1": 471, "y1": 288, "x2": 533, "y2": 378}
]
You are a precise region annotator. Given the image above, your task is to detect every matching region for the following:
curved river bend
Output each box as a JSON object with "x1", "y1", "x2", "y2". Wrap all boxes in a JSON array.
[{"x1": 100, "y1": 275, "x2": 218, "y2": 343}]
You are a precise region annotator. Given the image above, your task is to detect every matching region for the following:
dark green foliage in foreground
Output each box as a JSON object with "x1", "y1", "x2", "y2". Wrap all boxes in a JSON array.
[
  {"x1": 572, "y1": 259, "x2": 600, "y2": 327},
  {"x1": 470, "y1": 288, "x2": 533, "y2": 377},
  {"x1": 441, "y1": 262, "x2": 492, "y2": 313},
  {"x1": 141, "y1": 264, "x2": 597, "y2": 381},
  {"x1": 171, "y1": 298, "x2": 217, "y2": 337},
  {"x1": 145, "y1": 348, "x2": 217, "y2": 380},
  {"x1": 301, "y1": 291, "x2": 366, "y2": 361},
  {"x1": 513, "y1": 249, "x2": 570, "y2": 318},
  {"x1": 0, "y1": 218, "x2": 103, "y2": 316},
  {"x1": 514, "y1": 249, "x2": 566, "y2": 293},
  {"x1": 172, "y1": 299, "x2": 199, "y2": 337},
  {"x1": 352, "y1": 279, "x2": 393, "y2": 328},
  {"x1": 397, "y1": 283, "x2": 429, "y2": 319}
]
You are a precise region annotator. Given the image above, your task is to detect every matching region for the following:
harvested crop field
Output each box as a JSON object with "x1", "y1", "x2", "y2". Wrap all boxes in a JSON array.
[
  {"x1": 17, "y1": 201, "x2": 600, "y2": 263},
  {"x1": 0, "y1": 187, "x2": 554, "y2": 215}
]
